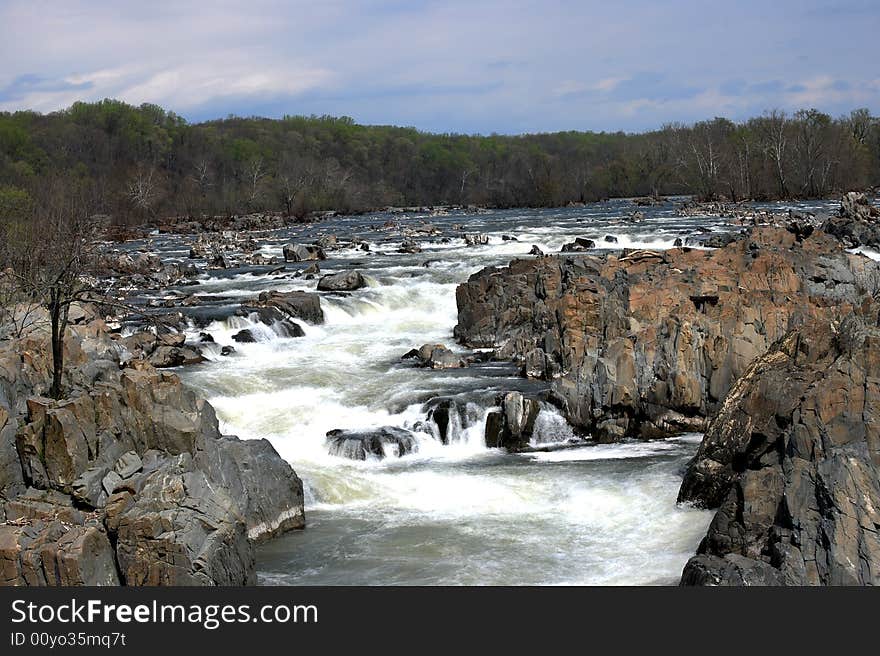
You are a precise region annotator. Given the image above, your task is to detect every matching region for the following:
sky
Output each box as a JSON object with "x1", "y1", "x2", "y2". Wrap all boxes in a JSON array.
[{"x1": 0, "y1": 0, "x2": 878, "y2": 134}]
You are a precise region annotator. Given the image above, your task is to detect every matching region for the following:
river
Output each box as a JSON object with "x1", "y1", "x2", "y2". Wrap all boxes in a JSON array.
[{"x1": 146, "y1": 197, "x2": 840, "y2": 585}]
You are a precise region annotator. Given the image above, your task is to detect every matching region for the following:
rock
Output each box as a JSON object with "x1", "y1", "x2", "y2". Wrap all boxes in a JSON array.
[
  {"x1": 464, "y1": 233, "x2": 489, "y2": 246},
  {"x1": 0, "y1": 314, "x2": 305, "y2": 586},
  {"x1": 404, "y1": 344, "x2": 466, "y2": 369},
  {"x1": 220, "y1": 345, "x2": 235, "y2": 356},
  {"x1": 232, "y1": 329, "x2": 256, "y2": 343},
  {"x1": 0, "y1": 521, "x2": 120, "y2": 586},
  {"x1": 114, "y1": 451, "x2": 142, "y2": 479},
  {"x1": 316, "y1": 235, "x2": 338, "y2": 250},
  {"x1": 236, "y1": 306, "x2": 305, "y2": 338},
  {"x1": 484, "y1": 392, "x2": 541, "y2": 450},
  {"x1": 454, "y1": 227, "x2": 880, "y2": 440},
  {"x1": 283, "y1": 243, "x2": 326, "y2": 262},
  {"x1": 303, "y1": 262, "x2": 320, "y2": 275},
  {"x1": 684, "y1": 232, "x2": 741, "y2": 248},
  {"x1": 101, "y1": 470, "x2": 123, "y2": 496},
  {"x1": 822, "y1": 191, "x2": 880, "y2": 248},
  {"x1": 148, "y1": 345, "x2": 204, "y2": 368},
  {"x1": 422, "y1": 398, "x2": 466, "y2": 445},
  {"x1": 206, "y1": 436, "x2": 305, "y2": 542},
  {"x1": 317, "y1": 270, "x2": 367, "y2": 292},
  {"x1": 253, "y1": 290, "x2": 324, "y2": 324},
  {"x1": 529, "y1": 245, "x2": 544, "y2": 256},
  {"x1": 522, "y1": 348, "x2": 555, "y2": 379},
  {"x1": 603, "y1": 235, "x2": 618, "y2": 243},
  {"x1": 398, "y1": 240, "x2": 422, "y2": 254},
  {"x1": 209, "y1": 254, "x2": 228, "y2": 269},
  {"x1": 501, "y1": 235, "x2": 518, "y2": 241},
  {"x1": 560, "y1": 237, "x2": 595, "y2": 252},
  {"x1": 678, "y1": 312, "x2": 880, "y2": 585},
  {"x1": 325, "y1": 427, "x2": 417, "y2": 460}
]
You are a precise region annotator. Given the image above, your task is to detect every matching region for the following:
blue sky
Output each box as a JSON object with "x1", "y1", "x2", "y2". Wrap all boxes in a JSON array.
[{"x1": 0, "y1": 0, "x2": 878, "y2": 134}]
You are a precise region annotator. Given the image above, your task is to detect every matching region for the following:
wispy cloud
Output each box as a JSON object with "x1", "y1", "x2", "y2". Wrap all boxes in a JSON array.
[{"x1": 0, "y1": 0, "x2": 878, "y2": 132}]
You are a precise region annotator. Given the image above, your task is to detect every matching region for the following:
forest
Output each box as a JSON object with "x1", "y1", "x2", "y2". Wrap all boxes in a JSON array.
[{"x1": 1, "y1": 99, "x2": 878, "y2": 224}]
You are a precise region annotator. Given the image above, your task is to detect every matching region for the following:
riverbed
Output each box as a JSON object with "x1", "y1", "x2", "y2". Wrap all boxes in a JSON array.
[{"x1": 151, "y1": 198, "x2": 840, "y2": 585}]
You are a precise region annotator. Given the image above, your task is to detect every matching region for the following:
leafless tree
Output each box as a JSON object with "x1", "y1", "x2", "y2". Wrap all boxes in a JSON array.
[
  {"x1": 127, "y1": 165, "x2": 160, "y2": 214},
  {"x1": 2, "y1": 178, "x2": 101, "y2": 399}
]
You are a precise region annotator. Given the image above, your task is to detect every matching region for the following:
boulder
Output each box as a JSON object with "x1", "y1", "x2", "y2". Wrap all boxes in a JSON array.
[
  {"x1": 678, "y1": 312, "x2": 880, "y2": 585},
  {"x1": 283, "y1": 243, "x2": 326, "y2": 262},
  {"x1": 484, "y1": 392, "x2": 541, "y2": 450},
  {"x1": 402, "y1": 344, "x2": 466, "y2": 369},
  {"x1": 325, "y1": 427, "x2": 417, "y2": 460},
  {"x1": 464, "y1": 233, "x2": 489, "y2": 246},
  {"x1": 148, "y1": 345, "x2": 204, "y2": 368},
  {"x1": 560, "y1": 237, "x2": 595, "y2": 252},
  {"x1": 317, "y1": 270, "x2": 367, "y2": 292},
  {"x1": 232, "y1": 329, "x2": 256, "y2": 343},
  {"x1": 398, "y1": 240, "x2": 422, "y2": 254},
  {"x1": 253, "y1": 290, "x2": 324, "y2": 324}
]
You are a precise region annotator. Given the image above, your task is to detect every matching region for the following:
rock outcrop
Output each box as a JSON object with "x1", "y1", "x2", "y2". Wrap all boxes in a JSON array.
[
  {"x1": 0, "y1": 312, "x2": 305, "y2": 586},
  {"x1": 822, "y1": 191, "x2": 880, "y2": 248},
  {"x1": 678, "y1": 312, "x2": 880, "y2": 585},
  {"x1": 455, "y1": 227, "x2": 880, "y2": 440}
]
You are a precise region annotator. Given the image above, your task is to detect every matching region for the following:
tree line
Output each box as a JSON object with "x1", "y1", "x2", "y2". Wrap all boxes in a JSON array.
[{"x1": 0, "y1": 100, "x2": 878, "y2": 225}]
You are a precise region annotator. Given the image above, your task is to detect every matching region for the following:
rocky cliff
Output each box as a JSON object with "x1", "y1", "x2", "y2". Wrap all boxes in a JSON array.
[
  {"x1": 455, "y1": 227, "x2": 880, "y2": 441},
  {"x1": 0, "y1": 308, "x2": 304, "y2": 586},
  {"x1": 678, "y1": 311, "x2": 880, "y2": 585}
]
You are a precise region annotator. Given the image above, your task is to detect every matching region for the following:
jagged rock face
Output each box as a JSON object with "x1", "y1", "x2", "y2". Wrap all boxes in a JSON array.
[
  {"x1": 0, "y1": 314, "x2": 305, "y2": 586},
  {"x1": 678, "y1": 313, "x2": 880, "y2": 586},
  {"x1": 455, "y1": 227, "x2": 880, "y2": 440}
]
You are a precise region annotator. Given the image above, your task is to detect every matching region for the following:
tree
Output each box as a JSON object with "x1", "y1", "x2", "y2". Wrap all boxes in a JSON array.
[{"x1": 2, "y1": 177, "x2": 101, "y2": 399}]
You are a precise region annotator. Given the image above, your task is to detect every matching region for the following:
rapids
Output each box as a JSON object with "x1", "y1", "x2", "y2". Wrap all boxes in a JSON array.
[{"x1": 140, "y1": 198, "x2": 842, "y2": 585}]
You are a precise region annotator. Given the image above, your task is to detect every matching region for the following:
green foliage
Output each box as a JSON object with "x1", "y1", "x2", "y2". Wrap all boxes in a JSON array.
[{"x1": 0, "y1": 101, "x2": 877, "y2": 224}]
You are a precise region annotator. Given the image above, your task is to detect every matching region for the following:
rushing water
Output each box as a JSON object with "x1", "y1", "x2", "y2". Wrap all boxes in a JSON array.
[{"x1": 140, "y1": 198, "x2": 841, "y2": 585}]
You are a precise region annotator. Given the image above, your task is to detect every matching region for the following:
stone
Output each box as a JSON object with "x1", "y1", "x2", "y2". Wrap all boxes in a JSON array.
[
  {"x1": 464, "y1": 233, "x2": 489, "y2": 246},
  {"x1": 283, "y1": 243, "x2": 326, "y2": 262},
  {"x1": 317, "y1": 270, "x2": 367, "y2": 292},
  {"x1": 560, "y1": 237, "x2": 595, "y2": 252},
  {"x1": 326, "y1": 427, "x2": 417, "y2": 460},
  {"x1": 678, "y1": 312, "x2": 880, "y2": 586},
  {"x1": 114, "y1": 451, "x2": 143, "y2": 479},
  {"x1": 232, "y1": 329, "x2": 256, "y2": 343},
  {"x1": 253, "y1": 290, "x2": 324, "y2": 324},
  {"x1": 484, "y1": 392, "x2": 541, "y2": 450},
  {"x1": 822, "y1": 191, "x2": 880, "y2": 248}
]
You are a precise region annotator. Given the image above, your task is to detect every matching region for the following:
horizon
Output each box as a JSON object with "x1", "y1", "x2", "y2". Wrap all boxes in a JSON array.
[{"x1": 1, "y1": 0, "x2": 878, "y2": 134}]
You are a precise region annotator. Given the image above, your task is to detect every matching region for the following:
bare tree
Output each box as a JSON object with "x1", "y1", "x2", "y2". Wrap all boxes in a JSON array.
[
  {"x1": 127, "y1": 165, "x2": 160, "y2": 214},
  {"x1": 758, "y1": 110, "x2": 790, "y2": 199},
  {"x1": 3, "y1": 178, "x2": 101, "y2": 399},
  {"x1": 244, "y1": 157, "x2": 267, "y2": 206}
]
